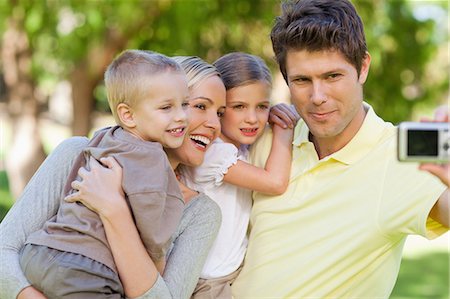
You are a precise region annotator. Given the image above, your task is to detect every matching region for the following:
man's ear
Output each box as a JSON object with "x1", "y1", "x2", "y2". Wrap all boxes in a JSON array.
[
  {"x1": 117, "y1": 103, "x2": 136, "y2": 128},
  {"x1": 358, "y1": 52, "x2": 371, "y2": 84}
]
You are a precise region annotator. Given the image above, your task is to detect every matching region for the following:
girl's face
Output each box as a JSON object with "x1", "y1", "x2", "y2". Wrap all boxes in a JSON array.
[
  {"x1": 220, "y1": 81, "x2": 271, "y2": 147},
  {"x1": 166, "y1": 75, "x2": 226, "y2": 168}
]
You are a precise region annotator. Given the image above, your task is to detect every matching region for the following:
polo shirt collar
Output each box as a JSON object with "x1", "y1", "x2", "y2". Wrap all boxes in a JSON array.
[{"x1": 293, "y1": 102, "x2": 389, "y2": 165}]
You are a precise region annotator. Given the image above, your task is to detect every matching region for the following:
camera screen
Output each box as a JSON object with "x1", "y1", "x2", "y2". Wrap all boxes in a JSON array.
[{"x1": 407, "y1": 130, "x2": 438, "y2": 156}]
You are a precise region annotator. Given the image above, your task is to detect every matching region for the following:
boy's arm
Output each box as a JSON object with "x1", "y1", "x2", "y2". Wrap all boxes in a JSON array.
[{"x1": 223, "y1": 124, "x2": 294, "y2": 195}]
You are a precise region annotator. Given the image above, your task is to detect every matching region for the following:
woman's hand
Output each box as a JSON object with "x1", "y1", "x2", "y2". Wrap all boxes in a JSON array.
[
  {"x1": 17, "y1": 286, "x2": 47, "y2": 299},
  {"x1": 269, "y1": 103, "x2": 300, "y2": 129},
  {"x1": 64, "y1": 156, "x2": 127, "y2": 218}
]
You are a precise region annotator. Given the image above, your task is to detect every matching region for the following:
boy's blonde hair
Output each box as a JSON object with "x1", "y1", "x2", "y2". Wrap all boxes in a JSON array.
[
  {"x1": 172, "y1": 56, "x2": 220, "y2": 90},
  {"x1": 105, "y1": 49, "x2": 183, "y2": 124}
]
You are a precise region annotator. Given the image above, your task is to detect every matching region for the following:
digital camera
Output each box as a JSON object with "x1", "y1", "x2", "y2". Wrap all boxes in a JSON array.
[{"x1": 397, "y1": 122, "x2": 449, "y2": 163}]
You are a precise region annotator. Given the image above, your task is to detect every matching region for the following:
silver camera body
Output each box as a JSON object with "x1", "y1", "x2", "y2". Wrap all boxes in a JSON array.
[{"x1": 397, "y1": 122, "x2": 450, "y2": 163}]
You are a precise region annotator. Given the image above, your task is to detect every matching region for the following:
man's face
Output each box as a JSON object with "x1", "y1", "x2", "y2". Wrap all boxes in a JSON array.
[{"x1": 285, "y1": 49, "x2": 370, "y2": 145}]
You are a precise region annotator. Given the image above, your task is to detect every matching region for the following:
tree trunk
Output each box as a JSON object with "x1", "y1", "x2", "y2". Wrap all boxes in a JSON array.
[{"x1": 2, "y1": 18, "x2": 46, "y2": 199}]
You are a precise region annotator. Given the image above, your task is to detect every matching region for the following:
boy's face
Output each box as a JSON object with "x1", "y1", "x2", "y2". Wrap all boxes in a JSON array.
[
  {"x1": 132, "y1": 71, "x2": 189, "y2": 148},
  {"x1": 220, "y1": 81, "x2": 271, "y2": 147},
  {"x1": 285, "y1": 49, "x2": 370, "y2": 144}
]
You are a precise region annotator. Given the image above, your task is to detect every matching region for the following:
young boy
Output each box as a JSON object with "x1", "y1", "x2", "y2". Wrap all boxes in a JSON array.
[{"x1": 19, "y1": 49, "x2": 189, "y2": 298}]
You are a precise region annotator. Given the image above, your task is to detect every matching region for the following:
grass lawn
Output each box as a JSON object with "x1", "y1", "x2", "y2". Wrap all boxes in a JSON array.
[{"x1": 0, "y1": 170, "x2": 448, "y2": 298}]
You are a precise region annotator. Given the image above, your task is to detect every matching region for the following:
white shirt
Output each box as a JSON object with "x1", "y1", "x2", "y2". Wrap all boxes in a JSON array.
[{"x1": 179, "y1": 138, "x2": 252, "y2": 279}]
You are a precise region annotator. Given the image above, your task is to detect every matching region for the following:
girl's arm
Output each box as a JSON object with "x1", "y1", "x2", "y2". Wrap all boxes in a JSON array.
[
  {"x1": 0, "y1": 137, "x2": 88, "y2": 299},
  {"x1": 223, "y1": 123, "x2": 294, "y2": 195},
  {"x1": 66, "y1": 157, "x2": 220, "y2": 299}
]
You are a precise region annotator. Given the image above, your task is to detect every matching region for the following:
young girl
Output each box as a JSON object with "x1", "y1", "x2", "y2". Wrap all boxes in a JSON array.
[{"x1": 179, "y1": 52, "x2": 298, "y2": 299}]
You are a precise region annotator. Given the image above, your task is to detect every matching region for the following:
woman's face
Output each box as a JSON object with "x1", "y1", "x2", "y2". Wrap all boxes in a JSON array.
[{"x1": 166, "y1": 75, "x2": 226, "y2": 168}]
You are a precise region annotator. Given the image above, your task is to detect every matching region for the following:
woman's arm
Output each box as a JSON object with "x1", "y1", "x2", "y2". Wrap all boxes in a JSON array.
[
  {"x1": 0, "y1": 136, "x2": 88, "y2": 299},
  {"x1": 66, "y1": 157, "x2": 221, "y2": 299}
]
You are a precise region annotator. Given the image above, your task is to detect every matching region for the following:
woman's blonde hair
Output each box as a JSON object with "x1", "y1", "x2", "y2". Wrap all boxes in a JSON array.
[{"x1": 172, "y1": 56, "x2": 220, "y2": 90}]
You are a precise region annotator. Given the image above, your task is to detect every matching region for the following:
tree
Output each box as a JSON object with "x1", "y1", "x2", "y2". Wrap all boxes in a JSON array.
[{"x1": 0, "y1": 0, "x2": 447, "y2": 198}]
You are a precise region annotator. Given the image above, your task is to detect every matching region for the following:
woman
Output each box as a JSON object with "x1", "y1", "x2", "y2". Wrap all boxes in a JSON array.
[{"x1": 0, "y1": 56, "x2": 227, "y2": 299}]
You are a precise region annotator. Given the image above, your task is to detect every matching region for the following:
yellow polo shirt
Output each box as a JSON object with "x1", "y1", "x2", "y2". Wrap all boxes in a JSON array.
[{"x1": 232, "y1": 104, "x2": 447, "y2": 298}]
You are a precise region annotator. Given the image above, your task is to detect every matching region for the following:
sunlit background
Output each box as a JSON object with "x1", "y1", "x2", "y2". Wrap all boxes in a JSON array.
[{"x1": 0, "y1": 1, "x2": 448, "y2": 298}]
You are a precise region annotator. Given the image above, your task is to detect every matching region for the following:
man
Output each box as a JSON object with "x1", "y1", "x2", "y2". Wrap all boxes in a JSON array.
[{"x1": 232, "y1": 0, "x2": 449, "y2": 297}]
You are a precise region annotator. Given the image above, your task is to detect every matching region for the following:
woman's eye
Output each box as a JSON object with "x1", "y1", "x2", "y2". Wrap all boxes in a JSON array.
[
  {"x1": 194, "y1": 104, "x2": 206, "y2": 110},
  {"x1": 160, "y1": 105, "x2": 172, "y2": 110},
  {"x1": 217, "y1": 109, "x2": 225, "y2": 117}
]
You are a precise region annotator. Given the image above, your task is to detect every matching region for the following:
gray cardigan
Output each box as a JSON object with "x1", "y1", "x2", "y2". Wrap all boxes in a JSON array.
[{"x1": 0, "y1": 136, "x2": 221, "y2": 299}]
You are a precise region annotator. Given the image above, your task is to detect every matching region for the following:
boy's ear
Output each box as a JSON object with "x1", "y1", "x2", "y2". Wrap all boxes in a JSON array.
[{"x1": 117, "y1": 103, "x2": 136, "y2": 128}]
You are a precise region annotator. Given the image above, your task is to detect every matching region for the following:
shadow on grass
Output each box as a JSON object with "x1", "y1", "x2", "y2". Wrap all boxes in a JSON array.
[{"x1": 391, "y1": 251, "x2": 449, "y2": 299}]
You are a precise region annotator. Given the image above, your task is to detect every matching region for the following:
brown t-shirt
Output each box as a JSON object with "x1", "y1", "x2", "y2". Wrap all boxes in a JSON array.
[{"x1": 26, "y1": 126, "x2": 184, "y2": 272}]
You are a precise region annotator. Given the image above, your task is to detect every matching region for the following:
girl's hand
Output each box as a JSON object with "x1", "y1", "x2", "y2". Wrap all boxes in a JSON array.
[
  {"x1": 419, "y1": 104, "x2": 449, "y2": 187},
  {"x1": 64, "y1": 156, "x2": 127, "y2": 218},
  {"x1": 269, "y1": 103, "x2": 300, "y2": 129}
]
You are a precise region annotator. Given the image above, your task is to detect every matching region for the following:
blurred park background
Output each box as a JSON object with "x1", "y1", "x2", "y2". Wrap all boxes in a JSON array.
[{"x1": 0, "y1": 0, "x2": 448, "y2": 297}]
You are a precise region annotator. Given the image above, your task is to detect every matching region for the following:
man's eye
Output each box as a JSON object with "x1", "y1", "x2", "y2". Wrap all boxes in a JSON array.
[{"x1": 328, "y1": 73, "x2": 341, "y2": 79}]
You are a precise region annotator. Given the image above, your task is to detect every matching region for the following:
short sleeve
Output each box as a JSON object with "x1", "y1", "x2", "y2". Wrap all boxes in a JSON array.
[
  {"x1": 378, "y1": 156, "x2": 447, "y2": 239},
  {"x1": 189, "y1": 140, "x2": 239, "y2": 188}
]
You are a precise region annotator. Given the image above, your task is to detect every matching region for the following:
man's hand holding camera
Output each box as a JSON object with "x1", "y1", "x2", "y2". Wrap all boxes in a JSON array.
[{"x1": 419, "y1": 105, "x2": 450, "y2": 187}]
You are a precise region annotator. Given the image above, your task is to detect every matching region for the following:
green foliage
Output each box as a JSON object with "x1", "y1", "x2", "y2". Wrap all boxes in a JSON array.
[
  {"x1": 0, "y1": 171, "x2": 13, "y2": 222},
  {"x1": 354, "y1": 0, "x2": 448, "y2": 123},
  {"x1": 0, "y1": 0, "x2": 447, "y2": 125}
]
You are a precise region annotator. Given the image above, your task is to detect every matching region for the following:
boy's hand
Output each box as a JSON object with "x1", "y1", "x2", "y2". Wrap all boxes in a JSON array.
[{"x1": 269, "y1": 103, "x2": 300, "y2": 129}]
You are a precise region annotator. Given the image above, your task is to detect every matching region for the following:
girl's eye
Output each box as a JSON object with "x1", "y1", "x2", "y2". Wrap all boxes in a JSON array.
[
  {"x1": 182, "y1": 101, "x2": 190, "y2": 108},
  {"x1": 233, "y1": 105, "x2": 244, "y2": 110},
  {"x1": 160, "y1": 105, "x2": 172, "y2": 110},
  {"x1": 258, "y1": 105, "x2": 270, "y2": 110}
]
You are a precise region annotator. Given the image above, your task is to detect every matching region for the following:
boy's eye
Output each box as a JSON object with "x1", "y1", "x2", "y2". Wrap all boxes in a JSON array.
[
  {"x1": 182, "y1": 101, "x2": 190, "y2": 108},
  {"x1": 258, "y1": 105, "x2": 270, "y2": 110}
]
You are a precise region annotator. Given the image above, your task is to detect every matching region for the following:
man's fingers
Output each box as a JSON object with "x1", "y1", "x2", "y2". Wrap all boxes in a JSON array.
[
  {"x1": 269, "y1": 114, "x2": 288, "y2": 129},
  {"x1": 434, "y1": 105, "x2": 449, "y2": 122}
]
